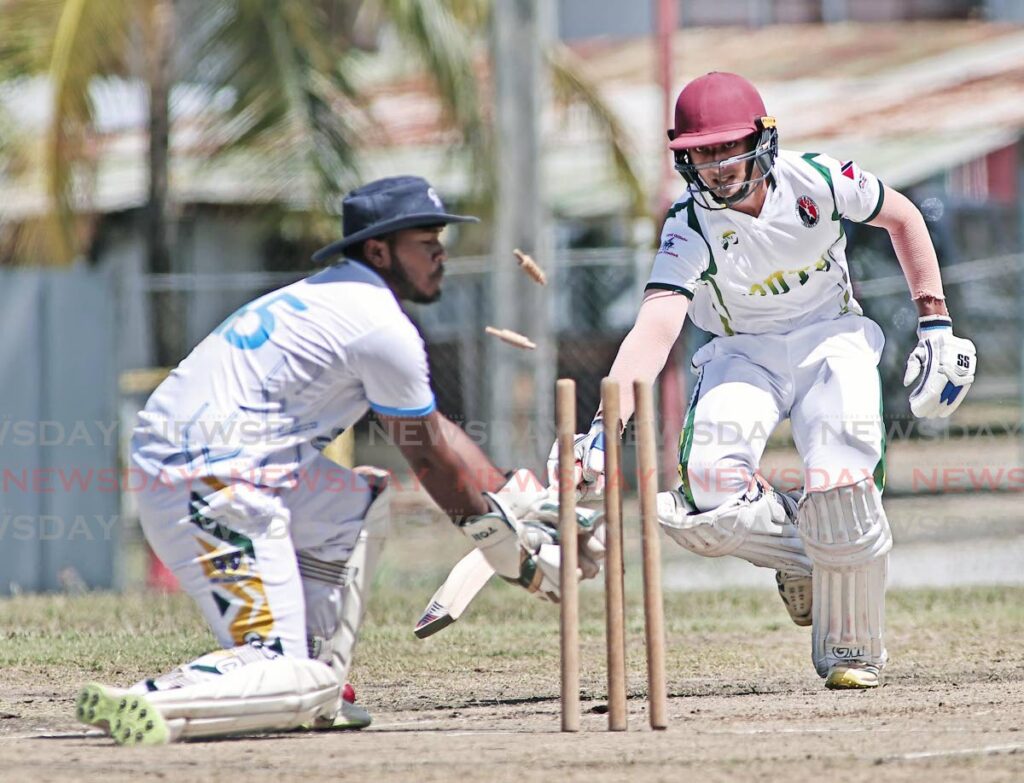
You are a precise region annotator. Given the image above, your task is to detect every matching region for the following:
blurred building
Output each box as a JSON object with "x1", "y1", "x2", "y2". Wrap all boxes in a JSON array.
[
  {"x1": 560, "y1": 0, "x2": 1024, "y2": 38},
  {"x1": 1, "y1": 18, "x2": 1023, "y2": 414},
  {"x1": 1, "y1": 8, "x2": 1022, "y2": 591}
]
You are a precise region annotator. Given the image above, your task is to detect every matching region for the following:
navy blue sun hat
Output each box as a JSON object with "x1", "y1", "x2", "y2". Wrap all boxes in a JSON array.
[{"x1": 312, "y1": 176, "x2": 478, "y2": 262}]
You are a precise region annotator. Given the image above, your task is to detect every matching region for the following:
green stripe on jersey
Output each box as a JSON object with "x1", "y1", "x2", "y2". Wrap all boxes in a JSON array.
[
  {"x1": 873, "y1": 370, "x2": 887, "y2": 492},
  {"x1": 677, "y1": 369, "x2": 705, "y2": 506},
  {"x1": 865, "y1": 180, "x2": 886, "y2": 223},
  {"x1": 801, "y1": 152, "x2": 840, "y2": 221},
  {"x1": 686, "y1": 199, "x2": 736, "y2": 335},
  {"x1": 646, "y1": 282, "x2": 694, "y2": 299}
]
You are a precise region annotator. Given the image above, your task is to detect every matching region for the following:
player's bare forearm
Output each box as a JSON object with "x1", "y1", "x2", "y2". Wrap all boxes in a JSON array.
[
  {"x1": 381, "y1": 411, "x2": 493, "y2": 518},
  {"x1": 602, "y1": 290, "x2": 689, "y2": 422},
  {"x1": 435, "y1": 415, "x2": 506, "y2": 492},
  {"x1": 868, "y1": 185, "x2": 949, "y2": 315}
]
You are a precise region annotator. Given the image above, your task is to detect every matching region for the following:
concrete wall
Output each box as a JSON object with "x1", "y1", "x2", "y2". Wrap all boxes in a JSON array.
[{"x1": 0, "y1": 266, "x2": 119, "y2": 594}]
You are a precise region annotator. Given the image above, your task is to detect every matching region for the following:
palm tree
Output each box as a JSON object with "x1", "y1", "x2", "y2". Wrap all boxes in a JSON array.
[{"x1": 0, "y1": 0, "x2": 645, "y2": 269}]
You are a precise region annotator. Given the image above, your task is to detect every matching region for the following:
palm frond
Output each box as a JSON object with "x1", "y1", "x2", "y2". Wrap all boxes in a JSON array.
[
  {"x1": 374, "y1": 0, "x2": 490, "y2": 188},
  {"x1": 0, "y1": 0, "x2": 66, "y2": 78},
  {"x1": 442, "y1": 0, "x2": 490, "y2": 30},
  {"x1": 45, "y1": 0, "x2": 133, "y2": 263},
  {"x1": 192, "y1": 0, "x2": 366, "y2": 212},
  {"x1": 548, "y1": 43, "x2": 647, "y2": 220}
]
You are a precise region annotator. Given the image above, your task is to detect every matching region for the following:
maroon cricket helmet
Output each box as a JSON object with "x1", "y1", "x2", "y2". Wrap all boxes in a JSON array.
[{"x1": 668, "y1": 72, "x2": 768, "y2": 150}]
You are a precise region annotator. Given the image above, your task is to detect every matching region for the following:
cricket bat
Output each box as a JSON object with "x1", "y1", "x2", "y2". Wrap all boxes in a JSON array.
[{"x1": 414, "y1": 549, "x2": 495, "y2": 638}]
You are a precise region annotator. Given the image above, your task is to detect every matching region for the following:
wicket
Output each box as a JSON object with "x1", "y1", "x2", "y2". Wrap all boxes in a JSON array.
[
  {"x1": 556, "y1": 379, "x2": 580, "y2": 733},
  {"x1": 557, "y1": 377, "x2": 668, "y2": 732},
  {"x1": 635, "y1": 379, "x2": 668, "y2": 730},
  {"x1": 602, "y1": 378, "x2": 628, "y2": 732}
]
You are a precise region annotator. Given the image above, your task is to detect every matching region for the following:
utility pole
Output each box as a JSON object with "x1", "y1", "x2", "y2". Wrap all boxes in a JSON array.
[
  {"x1": 656, "y1": 0, "x2": 684, "y2": 488},
  {"x1": 144, "y1": 0, "x2": 177, "y2": 365},
  {"x1": 821, "y1": 0, "x2": 848, "y2": 24},
  {"x1": 488, "y1": 0, "x2": 555, "y2": 471},
  {"x1": 1018, "y1": 138, "x2": 1024, "y2": 467}
]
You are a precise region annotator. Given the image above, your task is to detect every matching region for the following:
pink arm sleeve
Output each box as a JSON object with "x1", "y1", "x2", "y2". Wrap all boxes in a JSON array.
[
  {"x1": 600, "y1": 290, "x2": 689, "y2": 425},
  {"x1": 867, "y1": 185, "x2": 945, "y2": 302}
]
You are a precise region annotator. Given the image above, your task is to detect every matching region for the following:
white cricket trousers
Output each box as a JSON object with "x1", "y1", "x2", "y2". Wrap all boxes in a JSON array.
[
  {"x1": 133, "y1": 455, "x2": 374, "y2": 659},
  {"x1": 679, "y1": 314, "x2": 886, "y2": 510}
]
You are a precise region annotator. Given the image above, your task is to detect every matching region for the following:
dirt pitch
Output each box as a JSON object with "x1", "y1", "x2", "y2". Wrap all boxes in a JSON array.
[{"x1": 1, "y1": 511, "x2": 1022, "y2": 782}]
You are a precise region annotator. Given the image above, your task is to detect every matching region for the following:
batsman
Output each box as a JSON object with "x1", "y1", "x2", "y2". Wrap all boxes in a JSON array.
[
  {"x1": 76, "y1": 176, "x2": 603, "y2": 745},
  {"x1": 551, "y1": 72, "x2": 977, "y2": 689}
]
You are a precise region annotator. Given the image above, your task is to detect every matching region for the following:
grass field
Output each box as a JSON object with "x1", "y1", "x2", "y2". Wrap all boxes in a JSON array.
[{"x1": 1, "y1": 514, "x2": 1023, "y2": 782}]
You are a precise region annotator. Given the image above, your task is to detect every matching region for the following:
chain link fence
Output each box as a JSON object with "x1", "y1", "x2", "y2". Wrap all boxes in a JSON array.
[
  {"x1": 410, "y1": 249, "x2": 1024, "y2": 430},
  {"x1": 123, "y1": 248, "x2": 1024, "y2": 484}
]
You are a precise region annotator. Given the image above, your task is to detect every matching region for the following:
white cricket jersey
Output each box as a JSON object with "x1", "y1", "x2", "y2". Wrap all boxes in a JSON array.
[
  {"x1": 131, "y1": 260, "x2": 435, "y2": 487},
  {"x1": 647, "y1": 150, "x2": 885, "y2": 336}
]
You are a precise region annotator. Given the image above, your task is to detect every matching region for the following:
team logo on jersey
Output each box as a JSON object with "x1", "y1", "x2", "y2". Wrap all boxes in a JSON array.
[
  {"x1": 657, "y1": 233, "x2": 686, "y2": 257},
  {"x1": 842, "y1": 160, "x2": 869, "y2": 191},
  {"x1": 796, "y1": 195, "x2": 820, "y2": 228},
  {"x1": 719, "y1": 230, "x2": 738, "y2": 250}
]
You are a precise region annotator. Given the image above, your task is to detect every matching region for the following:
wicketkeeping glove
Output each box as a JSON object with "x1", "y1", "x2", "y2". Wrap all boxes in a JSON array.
[
  {"x1": 457, "y1": 470, "x2": 605, "y2": 602},
  {"x1": 545, "y1": 418, "x2": 606, "y2": 501},
  {"x1": 903, "y1": 315, "x2": 976, "y2": 418}
]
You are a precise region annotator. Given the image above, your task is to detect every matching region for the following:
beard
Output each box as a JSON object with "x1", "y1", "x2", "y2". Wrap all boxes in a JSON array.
[
  {"x1": 409, "y1": 287, "x2": 442, "y2": 304},
  {"x1": 390, "y1": 255, "x2": 443, "y2": 304}
]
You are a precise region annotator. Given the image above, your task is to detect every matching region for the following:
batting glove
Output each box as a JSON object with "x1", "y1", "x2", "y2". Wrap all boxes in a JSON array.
[
  {"x1": 903, "y1": 315, "x2": 976, "y2": 418},
  {"x1": 545, "y1": 418, "x2": 606, "y2": 501}
]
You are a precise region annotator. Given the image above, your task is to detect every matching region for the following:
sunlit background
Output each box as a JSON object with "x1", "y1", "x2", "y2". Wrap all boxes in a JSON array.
[{"x1": 0, "y1": 0, "x2": 1021, "y2": 593}]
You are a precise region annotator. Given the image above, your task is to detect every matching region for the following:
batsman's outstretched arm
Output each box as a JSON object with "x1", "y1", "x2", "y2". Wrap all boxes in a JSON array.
[
  {"x1": 867, "y1": 184, "x2": 948, "y2": 317},
  {"x1": 604, "y1": 289, "x2": 690, "y2": 423},
  {"x1": 547, "y1": 289, "x2": 689, "y2": 498},
  {"x1": 380, "y1": 411, "x2": 504, "y2": 517}
]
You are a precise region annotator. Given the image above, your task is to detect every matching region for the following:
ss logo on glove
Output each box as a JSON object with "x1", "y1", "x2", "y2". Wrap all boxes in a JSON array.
[{"x1": 904, "y1": 326, "x2": 977, "y2": 418}]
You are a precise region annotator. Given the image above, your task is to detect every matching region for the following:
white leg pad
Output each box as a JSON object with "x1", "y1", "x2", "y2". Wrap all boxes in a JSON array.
[
  {"x1": 299, "y1": 467, "x2": 391, "y2": 691},
  {"x1": 332, "y1": 468, "x2": 389, "y2": 685},
  {"x1": 145, "y1": 656, "x2": 339, "y2": 741},
  {"x1": 657, "y1": 486, "x2": 812, "y2": 576},
  {"x1": 798, "y1": 478, "x2": 891, "y2": 677}
]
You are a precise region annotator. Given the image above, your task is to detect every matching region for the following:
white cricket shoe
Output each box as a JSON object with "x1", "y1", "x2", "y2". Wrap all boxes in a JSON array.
[
  {"x1": 768, "y1": 487, "x2": 812, "y2": 627},
  {"x1": 304, "y1": 682, "x2": 372, "y2": 730},
  {"x1": 775, "y1": 570, "x2": 812, "y2": 627}
]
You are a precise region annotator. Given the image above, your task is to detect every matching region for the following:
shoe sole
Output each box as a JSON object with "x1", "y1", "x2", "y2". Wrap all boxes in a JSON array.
[
  {"x1": 303, "y1": 702, "x2": 372, "y2": 731},
  {"x1": 788, "y1": 612, "x2": 812, "y2": 627},
  {"x1": 775, "y1": 575, "x2": 812, "y2": 627},
  {"x1": 825, "y1": 670, "x2": 880, "y2": 690},
  {"x1": 109, "y1": 693, "x2": 171, "y2": 746},
  {"x1": 75, "y1": 683, "x2": 119, "y2": 733}
]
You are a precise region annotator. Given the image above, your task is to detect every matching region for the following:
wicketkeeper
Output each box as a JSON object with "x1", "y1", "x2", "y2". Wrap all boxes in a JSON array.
[
  {"x1": 550, "y1": 72, "x2": 977, "y2": 690},
  {"x1": 77, "y1": 176, "x2": 603, "y2": 745}
]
